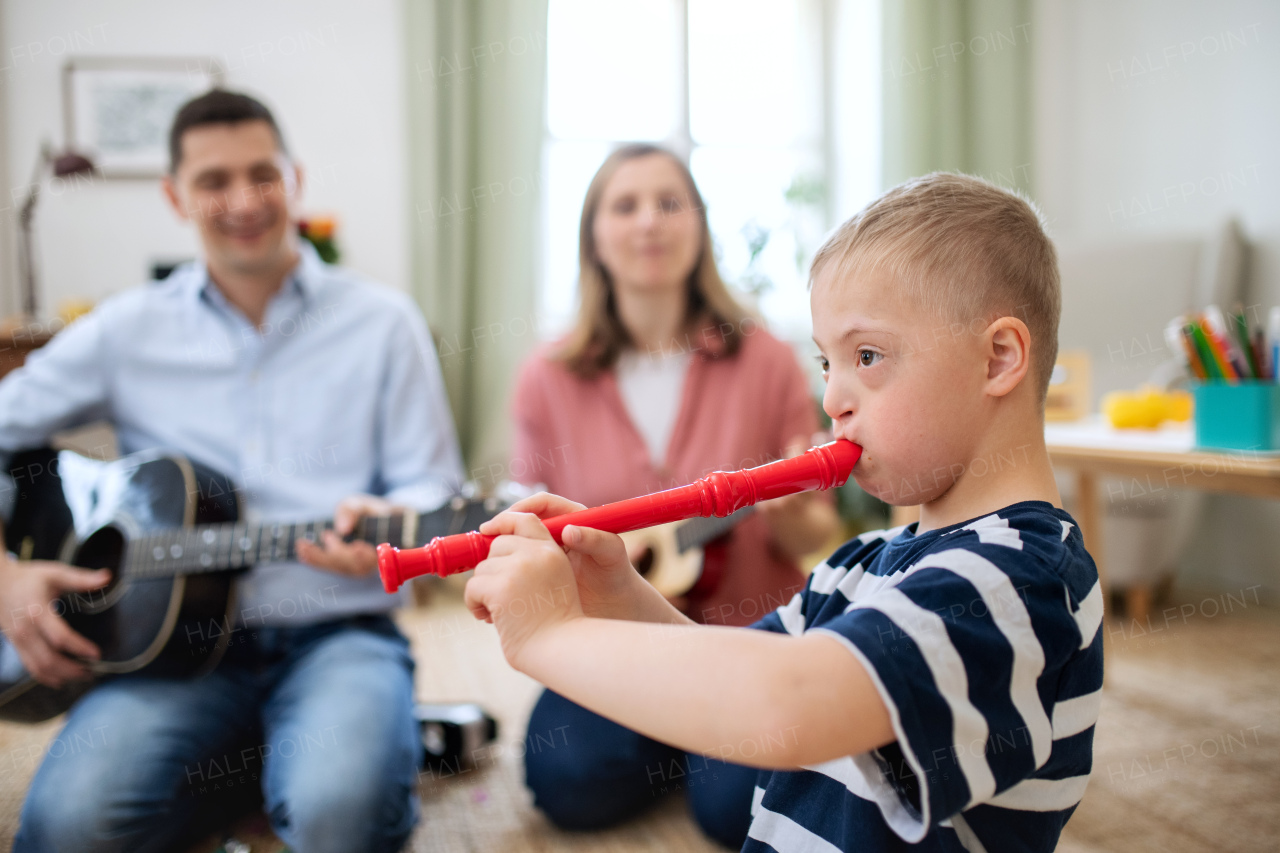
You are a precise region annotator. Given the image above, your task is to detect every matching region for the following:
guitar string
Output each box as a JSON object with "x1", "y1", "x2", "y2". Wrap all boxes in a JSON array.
[{"x1": 120, "y1": 514, "x2": 396, "y2": 580}]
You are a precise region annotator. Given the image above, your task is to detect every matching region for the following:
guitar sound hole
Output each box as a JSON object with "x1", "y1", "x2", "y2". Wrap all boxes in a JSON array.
[
  {"x1": 634, "y1": 547, "x2": 655, "y2": 577},
  {"x1": 71, "y1": 526, "x2": 125, "y2": 601}
]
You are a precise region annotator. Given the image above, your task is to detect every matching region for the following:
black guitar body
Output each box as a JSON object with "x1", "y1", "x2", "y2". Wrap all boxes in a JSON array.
[
  {"x1": 1, "y1": 447, "x2": 501, "y2": 723},
  {"x1": 1, "y1": 448, "x2": 242, "y2": 722}
]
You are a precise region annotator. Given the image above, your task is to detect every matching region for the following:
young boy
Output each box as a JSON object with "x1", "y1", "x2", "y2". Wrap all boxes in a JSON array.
[{"x1": 466, "y1": 173, "x2": 1102, "y2": 851}]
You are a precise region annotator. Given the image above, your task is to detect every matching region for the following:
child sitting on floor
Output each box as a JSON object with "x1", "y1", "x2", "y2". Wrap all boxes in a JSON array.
[{"x1": 465, "y1": 172, "x2": 1103, "y2": 852}]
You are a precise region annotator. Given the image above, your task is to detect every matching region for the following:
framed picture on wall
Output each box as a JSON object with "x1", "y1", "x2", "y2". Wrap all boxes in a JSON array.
[{"x1": 63, "y1": 57, "x2": 226, "y2": 178}]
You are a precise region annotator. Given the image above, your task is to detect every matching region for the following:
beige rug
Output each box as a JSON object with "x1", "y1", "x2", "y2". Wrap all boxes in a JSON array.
[{"x1": 0, "y1": 580, "x2": 1275, "y2": 852}]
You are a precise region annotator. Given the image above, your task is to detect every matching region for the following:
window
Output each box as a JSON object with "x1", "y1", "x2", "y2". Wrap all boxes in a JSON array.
[{"x1": 540, "y1": 0, "x2": 881, "y2": 342}]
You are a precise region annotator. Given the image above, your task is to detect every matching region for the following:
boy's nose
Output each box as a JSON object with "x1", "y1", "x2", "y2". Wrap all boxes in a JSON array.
[{"x1": 821, "y1": 382, "x2": 854, "y2": 424}]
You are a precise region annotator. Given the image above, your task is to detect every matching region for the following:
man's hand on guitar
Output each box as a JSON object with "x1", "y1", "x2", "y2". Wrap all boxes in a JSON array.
[
  {"x1": 296, "y1": 494, "x2": 403, "y2": 577},
  {"x1": 0, "y1": 556, "x2": 108, "y2": 688}
]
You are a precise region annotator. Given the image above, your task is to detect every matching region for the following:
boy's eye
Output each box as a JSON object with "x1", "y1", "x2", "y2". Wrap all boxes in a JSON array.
[
  {"x1": 858, "y1": 349, "x2": 882, "y2": 367},
  {"x1": 815, "y1": 355, "x2": 830, "y2": 376}
]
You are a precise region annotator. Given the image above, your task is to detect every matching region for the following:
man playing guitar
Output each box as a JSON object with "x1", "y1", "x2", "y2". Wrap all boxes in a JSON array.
[{"x1": 0, "y1": 90, "x2": 463, "y2": 852}]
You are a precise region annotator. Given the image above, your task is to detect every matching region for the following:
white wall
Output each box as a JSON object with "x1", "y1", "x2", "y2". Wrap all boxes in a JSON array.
[
  {"x1": 0, "y1": 5, "x2": 12, "y2": 313},
  {"x1": 1034, "y1": 0, "x2": 1279, "y2": 300},
  {"x1": 1032, "y1": 0, "x2": 1280, "y2": 596},
  {"x1": 0, "y1": 0, "x2": 410, "y2": 316}
]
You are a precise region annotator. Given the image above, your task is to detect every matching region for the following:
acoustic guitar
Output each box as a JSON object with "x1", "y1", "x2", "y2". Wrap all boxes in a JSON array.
[
  {"x1": 621, "y1": 507, "x2": 754, "y2": 599},
  {"x1": 0, "y1": 447, "x2": 499, "y2": 722}
]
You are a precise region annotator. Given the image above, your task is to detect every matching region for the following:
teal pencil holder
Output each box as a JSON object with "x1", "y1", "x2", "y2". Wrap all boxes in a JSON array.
[{"x1": 1192, "y1": 381, "x2": 1280, "y2": 451}]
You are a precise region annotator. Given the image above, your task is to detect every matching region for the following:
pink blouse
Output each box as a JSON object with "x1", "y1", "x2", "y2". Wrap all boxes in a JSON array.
[{"x1": 510, "y1": 325, "x2": 822, "y2": 627}]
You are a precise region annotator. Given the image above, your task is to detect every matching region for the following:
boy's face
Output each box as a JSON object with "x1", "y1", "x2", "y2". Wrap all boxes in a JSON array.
[{"x1": 812, "y1": 265, "x2": 991, "y2": 507}]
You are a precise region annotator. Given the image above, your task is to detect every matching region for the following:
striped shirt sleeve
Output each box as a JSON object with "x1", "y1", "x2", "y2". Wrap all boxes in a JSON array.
[{"x1": 807, "y1": 544, "x2": 1082, "y2": 840}]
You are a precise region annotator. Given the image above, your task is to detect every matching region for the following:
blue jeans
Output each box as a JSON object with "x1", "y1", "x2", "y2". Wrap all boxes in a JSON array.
[
  {"x1": 15, "y1": 615, "x2": 420, "y2": 853},
  {"x1": 525, "y1": 689, "x2": 758, "y2": 849}
]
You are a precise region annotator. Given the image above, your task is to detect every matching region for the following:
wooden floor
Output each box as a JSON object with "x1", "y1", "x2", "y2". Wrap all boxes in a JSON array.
[{"x1": 0, "y1": 580, "x2": 1276, "y2": 852}]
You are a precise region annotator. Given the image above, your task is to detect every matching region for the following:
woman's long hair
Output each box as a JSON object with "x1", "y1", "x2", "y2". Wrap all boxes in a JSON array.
[{"x1": 557, "y1": 144, "x2": 751, "y2": 378}]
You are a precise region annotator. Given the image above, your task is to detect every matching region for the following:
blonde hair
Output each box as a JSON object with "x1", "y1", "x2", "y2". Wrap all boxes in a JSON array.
[
  {"x1": 810, "y1": 172, "x2": 1061, "y2": 402},
  {"x1": 558, "y1": 144, "x2": 751, "y2": 378}
]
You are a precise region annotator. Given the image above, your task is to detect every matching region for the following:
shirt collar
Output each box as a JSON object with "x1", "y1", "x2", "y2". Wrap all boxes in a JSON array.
[{"x1": 186, "y1": 239, "x2": 326, "y2": 310}]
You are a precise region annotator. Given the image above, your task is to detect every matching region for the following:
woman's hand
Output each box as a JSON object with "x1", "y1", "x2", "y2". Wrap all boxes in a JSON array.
[
  {"x1": 464, "y1": 510, "x2": 585, "y2": 669},
  {"x1": 484, "y1": 492, "x2": 645, "y2": 620}
]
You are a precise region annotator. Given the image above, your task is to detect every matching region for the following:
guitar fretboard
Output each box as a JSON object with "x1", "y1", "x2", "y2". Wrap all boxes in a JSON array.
[
  {"x1": 122, "y1": 514, "x2": 408, "y2": 580},
  {"x1": 675, "y1": 507, "x2": 755, "y2": 553}
]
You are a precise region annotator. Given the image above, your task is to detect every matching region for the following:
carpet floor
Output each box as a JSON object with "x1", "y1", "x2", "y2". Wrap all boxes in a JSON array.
[{"x1": 0, "y1": 580, "x2": 1275, "y2": 852}]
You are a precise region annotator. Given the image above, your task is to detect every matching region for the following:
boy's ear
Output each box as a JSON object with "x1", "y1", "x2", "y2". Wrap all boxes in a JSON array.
[{"x1": 983, "y1": 316, "x2": 1031, "y2": 398}]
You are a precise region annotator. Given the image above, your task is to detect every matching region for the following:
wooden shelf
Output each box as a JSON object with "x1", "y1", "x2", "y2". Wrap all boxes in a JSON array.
[{"x1": 0, "y1": 326, "x2": 55, "y2": 380}]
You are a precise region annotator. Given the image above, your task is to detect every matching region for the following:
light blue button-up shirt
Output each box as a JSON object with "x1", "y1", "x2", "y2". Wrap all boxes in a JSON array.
[{"x1": 0, "y1": 244, "x2": 463, "y2": 624}]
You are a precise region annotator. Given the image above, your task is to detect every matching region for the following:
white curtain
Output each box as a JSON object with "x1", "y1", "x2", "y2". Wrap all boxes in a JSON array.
[{"x1": 403, "y1": 0, "x2": 550, "y2": 477}]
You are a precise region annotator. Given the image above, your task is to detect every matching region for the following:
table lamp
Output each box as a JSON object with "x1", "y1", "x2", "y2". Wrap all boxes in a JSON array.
[{"x1": 16, "y1": 143, "x2": 98, "y2": 319}]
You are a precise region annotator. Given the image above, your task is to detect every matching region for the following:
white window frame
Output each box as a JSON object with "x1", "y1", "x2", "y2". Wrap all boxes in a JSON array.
[{"x1": 538, "y1": 0, "x2": 882, "y2": 343}]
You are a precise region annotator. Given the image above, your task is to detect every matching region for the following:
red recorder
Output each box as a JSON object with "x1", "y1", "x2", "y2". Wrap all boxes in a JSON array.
[{"x1": 378, "y1": 440, "x2": 862, "y2": 593}]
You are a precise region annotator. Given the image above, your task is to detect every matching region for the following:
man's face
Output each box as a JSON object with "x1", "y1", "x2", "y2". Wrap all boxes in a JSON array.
[
  {"x1": 163, "y1": 120, "x2": 301, "y2": 276},
  {"x1": 812, "y1": 265, "x2": 990, "y2": 507}
]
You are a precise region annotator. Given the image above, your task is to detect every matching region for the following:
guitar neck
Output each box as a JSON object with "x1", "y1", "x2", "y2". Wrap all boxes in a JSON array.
[
  {"x1": 123, "y1": 514, "x2": 399, "y2": 580},
  {"x1": 122, "y1": 497, "x2": 498, "y2": 580},
  {"x1": 675, "y1": 506, "x2": 755, "y2": 553}
]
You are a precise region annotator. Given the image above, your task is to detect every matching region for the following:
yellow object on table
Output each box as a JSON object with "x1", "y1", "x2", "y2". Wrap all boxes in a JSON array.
[
  {"x1": 1101, "y1": 387, "x2": 1193, "y2": 429},
  {"x1": 58, "y1": 299, "x2": 95, "y2": 326}
]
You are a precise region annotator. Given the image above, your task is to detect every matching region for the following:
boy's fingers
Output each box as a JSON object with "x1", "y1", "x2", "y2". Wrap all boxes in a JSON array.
[
  {"x1": 471, "y1": 554, "x2": 506, "y2": 577},
  {"x1": 479, "y1": 511, "x2": 555, "y2": 541},
  {"x1": 562, "y1": 525, "x2": 627, "y2": 561},
  {"x1": 479, "y1": 510, "x2": 535, "y2": 535},
  {"x1": 463, "y1": 577, "x2": 495, "y2": 623},
  {"x1": 504, "y1": 492, "x2": 587, "y2": 519},
  {"x1": 486, "y1": 536, "x2": 521, "y2": 559}
]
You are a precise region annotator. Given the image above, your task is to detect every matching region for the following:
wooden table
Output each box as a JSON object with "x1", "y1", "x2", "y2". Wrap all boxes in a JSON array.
[
  {"x1": 0, "y1": 325, "x2": 54, "y2": 380},
  {"x1": 888, "y1": 419, "x2": 1280, "y2": 623},
  {"x1": 1045, "y1": 418, "x2": 1280, "y2": 622}
]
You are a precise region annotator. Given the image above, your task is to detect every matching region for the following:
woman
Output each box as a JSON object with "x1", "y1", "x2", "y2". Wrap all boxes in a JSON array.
[{"x1": 513, "y1": 144, "x2": 838, "y2": 847}]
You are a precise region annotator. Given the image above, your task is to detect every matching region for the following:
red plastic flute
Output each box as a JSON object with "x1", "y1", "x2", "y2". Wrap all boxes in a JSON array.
[{"x1": 378, "y1": 439, "x2": 861, "y2": 593}]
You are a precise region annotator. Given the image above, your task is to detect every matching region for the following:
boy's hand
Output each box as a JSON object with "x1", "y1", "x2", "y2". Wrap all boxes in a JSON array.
[
  {"x1": 485, "y1": 493, "x2": 644, "y2": 620},
  {"x1": 464, "y1": 511, "x2": 584, "y2": 667}
]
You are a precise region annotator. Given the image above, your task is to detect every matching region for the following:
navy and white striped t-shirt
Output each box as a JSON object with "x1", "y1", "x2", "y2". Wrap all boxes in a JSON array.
[{"x1": 746, "y1": 500, "x2": 1103, "y2": 852}]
